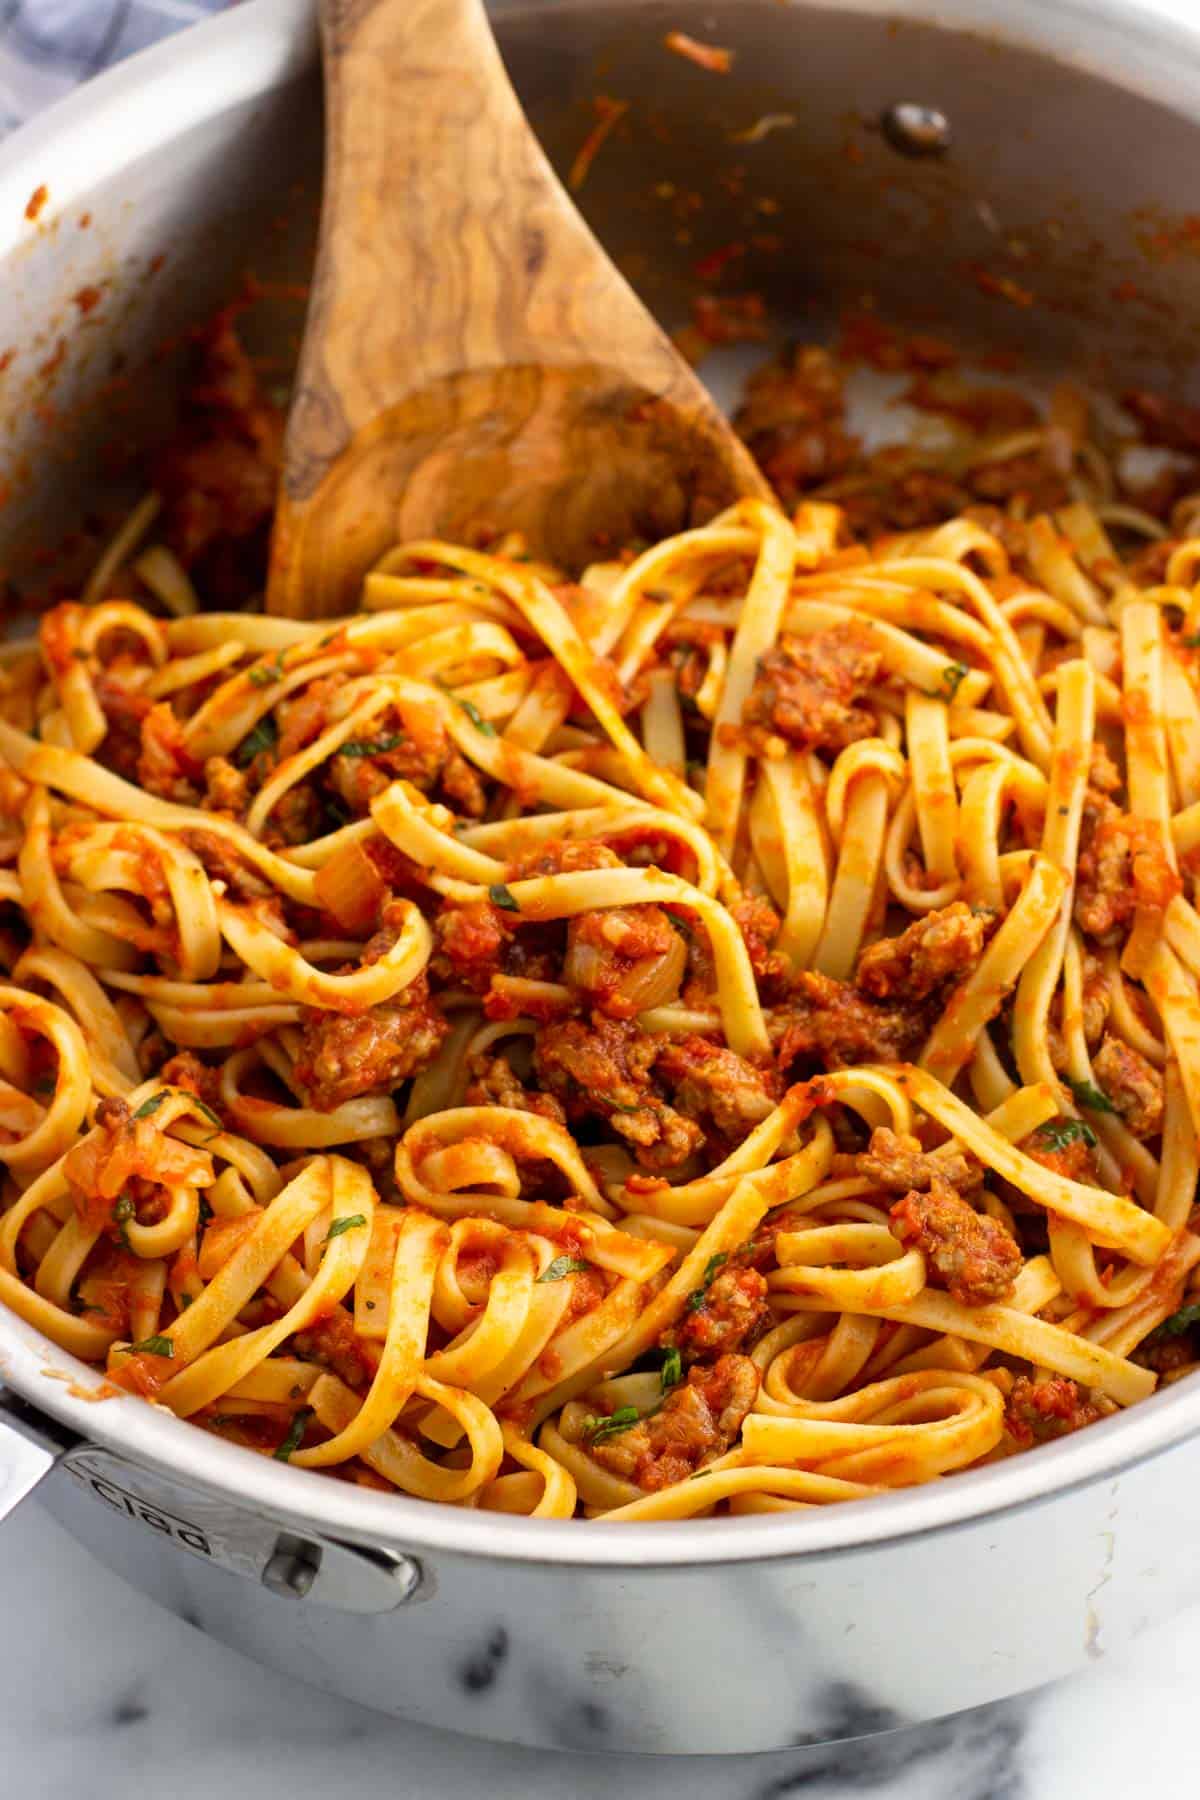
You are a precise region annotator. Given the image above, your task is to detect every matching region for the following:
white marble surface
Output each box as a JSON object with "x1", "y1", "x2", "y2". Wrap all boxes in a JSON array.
[{"x1": 0, "y1": 1491, "x2": 1195, "y2": 1798}]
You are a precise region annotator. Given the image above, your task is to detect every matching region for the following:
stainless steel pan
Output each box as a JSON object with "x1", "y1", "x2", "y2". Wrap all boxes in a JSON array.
[{"x1": 2, "y1": 0, "x2": 1200, "y2": 1754}]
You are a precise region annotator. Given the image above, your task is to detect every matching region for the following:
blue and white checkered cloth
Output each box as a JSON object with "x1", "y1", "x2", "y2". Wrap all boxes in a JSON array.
[{"x1": 0, "y1": 1, "x2": 232, "y2": 136}]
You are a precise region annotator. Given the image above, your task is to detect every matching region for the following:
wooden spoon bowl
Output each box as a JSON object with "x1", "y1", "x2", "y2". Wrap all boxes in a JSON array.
[{"x1": 267, "y1": 0, "x2": 771, "y2": 619}]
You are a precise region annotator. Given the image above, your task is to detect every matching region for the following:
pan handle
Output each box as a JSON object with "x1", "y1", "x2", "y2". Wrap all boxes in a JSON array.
[{"x1": 0, "y1": 1388, "x2": 77, "y2": 1525}]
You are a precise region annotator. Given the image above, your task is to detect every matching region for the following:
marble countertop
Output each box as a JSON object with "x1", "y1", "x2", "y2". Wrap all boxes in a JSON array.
[{"x1": 3, "y1": 1490, "x2": 1195, "y2": 1798}]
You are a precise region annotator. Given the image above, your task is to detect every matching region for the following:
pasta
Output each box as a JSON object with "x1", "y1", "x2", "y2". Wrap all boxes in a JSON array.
[{"x1": 2, "y1": 326, "x2": 1200, "y2": 1523}]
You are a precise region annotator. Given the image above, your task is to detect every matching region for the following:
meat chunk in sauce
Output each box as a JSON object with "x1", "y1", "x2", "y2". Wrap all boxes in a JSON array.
[
  {"x1": 1091, "y1": 1035, "x2": 1165, "y2": 1139},
  {"x1": 1004, "y1": 1375, "x2": 1101, "y2": 1448},
  {"x1": 138, "y1": 702, "x2": 204, "y2": 804},
  {"x1": 889, "y1": 1178, "x2": 1020, "y2": 1305},
  {"x1": 533, "y1": 1016, "x2": 703, "y2": 1171},
  {"x1": 326, "y1": 696, "x2": 485, "y2": 819},
  {"x1": 464, "y1": 1049, "x2": 567, "y2": 1126},
  {"x1": 855, "y1": 902, "x2": 995, "y2": 1004},
  {"x1": 743, "y1": 622, "x2": 882, "y2": 753},
  {"x1": 1074, "y1": 800, "x2": 1180, "y2": 942},
  {"x1": 776, "y1": 971, "x2": 927, "y2": 1072},
  {"x1": 589, "y1": 1354, "x2": 760, "y2": 1490},
  {"x1": 293, "y1": 976, "x2": 447, "y2": 1110},
  {"x1": 654, "y1": 1035, "x2": 780, "y2": 1144},
  {"x1": 666, "y1": 1264, "x2": 772, "y2": 1363},
  {"x1": 734, "y1": 345, "x2": 858, "y2": 504},
  {"x1": 435, "y1": 899, "x2": 508, "y2": 993},
  {"x1": 856, "y1": 1126, "x2": 982, "y2": 1195}
]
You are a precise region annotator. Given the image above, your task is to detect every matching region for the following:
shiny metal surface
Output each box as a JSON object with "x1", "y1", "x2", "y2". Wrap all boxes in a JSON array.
[{"x1": 2, "y1": 0, "x2": 1200, "y2": 1751}]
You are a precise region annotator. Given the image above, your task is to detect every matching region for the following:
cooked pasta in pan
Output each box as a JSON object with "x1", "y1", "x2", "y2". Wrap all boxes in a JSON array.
[{"x1": 1, "y1": 325, "x2": 1199, "y2": 1520}]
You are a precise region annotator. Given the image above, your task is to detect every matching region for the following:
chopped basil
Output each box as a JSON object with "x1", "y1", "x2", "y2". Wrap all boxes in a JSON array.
[
  {"x1": 129, "y1": 1334, "x2": 174, "y2": 1359},
  {"x1": 235, "y1": 715, "x2": 278, "y2": 768},
  {"x1": 489, "y1": 883, "x2": 520, "y2": 913},
  {"x1": 112, "y1": 1192, "x2": 134, "y2": 1247},
  {"x1": 1034, "y1": 1117, "x2": 1097, "y2": 1152},
  {"x1": 537, "y1": 1255, "x2": 591, "y2": 1283},
  {"x1": 274, "y1": 1408, "x2": 313, "y2": 1462},
  {"x1": 339, "y1": 733, "x2": 404, "y2": 758},
  {"x1": 584, "y1": 1405, "x2": 641, "y2": 1445},
  {"x1": 932, "y1": 661, "x2": 969, "y2": 702},
  {"x1": 177, "y1": 1292, "x2": 193, "y2": 1311},
  {"x1": 132, "y1": 1091, "x2": 169, "y2": 1120},
  {"x1": 686, "y1": 1251, "x2": 729, "y2": 1312},
  {"x1": 1068, "y1": 1079, "x2": 1117, "y2": 1115},
  {"x1": 1147, "y1": 1301, "x2": 1200, "y2": 1342},
  {"x1": 689, "y1": 1467, "x2": 712, "y2": 1480},
  {"x1": 247, "y1": 652, "x2": 285, "y2": 688},
  {"x1": 458, "y1": 697, "x2": 497, "y2": 737},
  {"x1": 323, "y1": 1213, "x2": 368, "y2": 1243},
  {"x1": 661, "y1": 1347, "x2": 683, "y2": 1391},
  {"x1": 1182, "y1": 634, "x2": 1200, "y2": 648}
]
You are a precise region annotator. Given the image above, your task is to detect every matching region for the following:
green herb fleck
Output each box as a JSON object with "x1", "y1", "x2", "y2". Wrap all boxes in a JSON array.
[
  {"x1": 177, "y1": 1292, "x2": 193, "y2": 1311},
  {"x1": 686, "y1": 1251, "x2": 728, "y2": 1312},
  {"x1": 1067, "y1": 1079, "x2": 1117, "y2": 1115},
  {"x1": 274, "y1": 1408, "x2": 313, "y2": 1462},
  {"x1": 458, "y1": 697, "x2": 497, "y2": 737},
  {"x1": 235, "y1": 715, "x2": 278, "y2": 768},
  {"x1": 661, "y1": 1347, "x2": 683, "y2": 1391},
  {"x1": 537, "y1": 1255, "x2": 591, "y2": 1283},
  {"x1": 1147, "y1": 1301, "x2": 1200, "y2": 1343},
  {"x1": 1182, "y1": 634, "x2": 1200, "y2": 649},
  {"x1": 489, "y1": 882, "x2": 520, "y2": 913},
  {"x1": 689, "y1": 1467, "x2": 712, "y2": 1480},
  {"x1": 339, "y1": 733, "x2": 404, "y2": 758},
  {"x1": 323, "y1": 1213, "x2": 368, "y2": 1244},
  {"x1": 1034, "y1": 1116, "x2": 1097, "y2": 1152},
  {"x1": 132, "y1": 1091, "x2": 169, "y2": 1120},
  {"x1": 112, "y1": 1192, "x2": 134, "y2": 1248},
  {"x1": 584, "y1": 1405, "x2": 641, "y2": 1445},
  {"x1": 247, "y1": 652, "x2": 285, "y2": 688},
  {"x1": 32, "y1": 1076, "x2": 54, "y2": 1096},
  {"x1": 129, "y1": 1334, "x2": 174, "y2": 1359},
  {"x1": 933, "y1": 661, "x2": 969, "y2": 702}
]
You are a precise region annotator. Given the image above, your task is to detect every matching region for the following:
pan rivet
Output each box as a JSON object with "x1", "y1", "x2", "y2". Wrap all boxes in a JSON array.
[
  {"x1": 881, "y1": 103, "x2": 951, "y2": 158},
  {"x1": 262, "y1": 1533, "x2": 322, "y2": 1598}
]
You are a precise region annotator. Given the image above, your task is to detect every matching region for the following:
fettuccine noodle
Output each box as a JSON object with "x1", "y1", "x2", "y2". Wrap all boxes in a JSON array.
[{"x1": 1, "y1": 328, "x2": 1198, "y2": 1522}]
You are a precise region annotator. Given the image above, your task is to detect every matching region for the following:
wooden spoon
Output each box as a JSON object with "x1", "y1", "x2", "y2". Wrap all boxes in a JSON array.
[{"x1": 266, "y1": 0, "x2": 772, "y2": 619}]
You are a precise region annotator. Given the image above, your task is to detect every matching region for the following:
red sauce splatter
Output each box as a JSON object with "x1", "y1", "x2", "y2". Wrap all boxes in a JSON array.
[
  {"x1": 77, "y1": 211, "x2": 91, "y2": 229},
  {"x1": 0, "y1": 349, "x2": 16, "y2": 373},
  {"x1": 73, "y1": 286, "x2": 102, "y2": 315},
  {"x1": 25, "y1": 184, "x2": 48, "y2": 222},
  {"x1": 36, "y1": 339, "x2": 65, "y2": 378}
]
